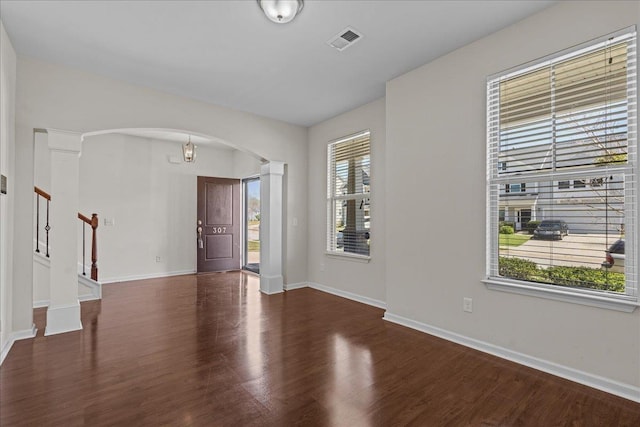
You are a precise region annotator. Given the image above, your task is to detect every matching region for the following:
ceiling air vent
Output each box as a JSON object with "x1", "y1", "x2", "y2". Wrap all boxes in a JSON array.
[{"x1": 327, "y1": 27, "x2": 363, "y2": 51}]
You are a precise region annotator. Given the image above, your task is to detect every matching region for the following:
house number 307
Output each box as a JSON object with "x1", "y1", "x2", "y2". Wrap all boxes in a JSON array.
[{"x1": 212, "y1": 227, "x2": 227, "y2": 234}]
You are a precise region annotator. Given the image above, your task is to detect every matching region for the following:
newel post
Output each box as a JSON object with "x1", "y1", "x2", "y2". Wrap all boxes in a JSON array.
[
  {"x1": 90, "y1": 213, "x2": 98, "y2": 281},
  {"x1": 45, "y1": 129, "x2": 83, "y2": 336}
]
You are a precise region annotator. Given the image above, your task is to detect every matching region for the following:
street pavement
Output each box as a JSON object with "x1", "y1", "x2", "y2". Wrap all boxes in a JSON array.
[{"x1": 500, "y1": 233, "x2": 623, "y2": 269}]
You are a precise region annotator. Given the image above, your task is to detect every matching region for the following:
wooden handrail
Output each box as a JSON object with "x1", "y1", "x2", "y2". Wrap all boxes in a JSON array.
[
  {"x1": 34, "y1": 186, "x2": 99, "y2": 281},
  {"x1": 34, "y1": 186, "x2": 51, "y2": 201},
  {"x1": 78, "y1": 213, "x2": 91, "y2": 224}
]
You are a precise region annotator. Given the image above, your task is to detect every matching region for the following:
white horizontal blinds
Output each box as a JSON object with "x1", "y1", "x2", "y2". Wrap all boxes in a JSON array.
[
  {"x1": 624, "y1": 34, "x2": 638, "y2": 297},
  {"x1": 499, "y1": 42, "x2": 630, "y2": 174},
  {"x1": 554, "y1": 42, "x2": 629, "y2": 169},
  {"x1": 487, "y1": 78, "x2": 501, "y2": 277},
  {"x1": 488, "y1": 29, "x2": 637, "y2": 296},
  {"x1": 327, "y1": 131, "x2": 371, "y2": 255}
]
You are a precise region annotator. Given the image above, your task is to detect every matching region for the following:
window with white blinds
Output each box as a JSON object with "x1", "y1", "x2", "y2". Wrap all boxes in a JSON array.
[
  {"x1": 327, "y1": 131, "x2": 371, "y2": 257},
  {"x1": 486, "y1": 28, "x2": 637, "y2": 306}
]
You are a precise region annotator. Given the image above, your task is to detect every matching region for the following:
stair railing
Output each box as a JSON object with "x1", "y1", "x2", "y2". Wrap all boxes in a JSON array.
[
  {"x1": 34, "y1": 186, "x2": 51, "y2": 257},
  {"x1": 78, "y1": 213, "x2": 99, "y2": 281},
  {"x1": 34, "y1": 186, "x2": 99, "y2": 281}
]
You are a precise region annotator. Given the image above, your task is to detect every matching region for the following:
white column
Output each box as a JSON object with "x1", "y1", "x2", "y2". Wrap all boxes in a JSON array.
[
  {"x1": 45, "y1": 129, "x2": 82, "y2": 336},
  {"x1": 260, "y1": 161, "x2": 284, "y2": 294}
]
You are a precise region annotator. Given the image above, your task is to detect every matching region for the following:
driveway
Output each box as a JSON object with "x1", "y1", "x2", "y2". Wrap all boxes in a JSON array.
[{"x1": 500, "y1": 233, "x2": 621, "y2": 269}]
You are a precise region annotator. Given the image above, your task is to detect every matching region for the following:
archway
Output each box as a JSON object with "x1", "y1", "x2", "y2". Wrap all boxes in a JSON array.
[
  {"x1": 36, "y1": 127, "x2": 285, "y2": 334},
  {"x1": 81, "y1": 128, "x2": 284, "y2": 293}
]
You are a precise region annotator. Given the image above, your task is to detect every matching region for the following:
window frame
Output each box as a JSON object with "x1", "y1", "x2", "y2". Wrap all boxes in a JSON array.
[
  {"x1": 484, "y1": 27, "x2": 638, "y2": 312},
  {"x1": 326, "y1": 130, "x2": 372, "y2": 261}
]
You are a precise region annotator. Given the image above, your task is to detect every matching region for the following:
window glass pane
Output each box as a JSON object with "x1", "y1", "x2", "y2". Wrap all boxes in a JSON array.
[
  {"x1": 488, "y1": 29, "x2": 636, "y2": 300},
  {"x1": 498, "y1": 117, "x2": 553, "y2": 174},
  {"x1": 499, "y1": 177, "x2": 625, "y2": 293},
  {"x1": 331, "y1": 136, "x2": 370, "y2": 197},
  {"x1": 332, "y1": 198, "x2": 370, "y2": 255},
  {"x1": 333, "y1": 156, "x2": 370, "y2": 196},
  {"x1": 328, "y1": 132, "x2": 371, "y2": 255},
  {"x1": 243, "y1": 178, "x2": 260, "y2": 273},
  {"x1": 555, "y1": 102, "x2": 628, "y2": 169}
]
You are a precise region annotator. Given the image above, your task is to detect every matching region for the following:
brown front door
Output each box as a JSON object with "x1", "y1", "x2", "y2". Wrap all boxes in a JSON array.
[{"x1": 197, "y1": 177, "x2": 241, "y2": 272}]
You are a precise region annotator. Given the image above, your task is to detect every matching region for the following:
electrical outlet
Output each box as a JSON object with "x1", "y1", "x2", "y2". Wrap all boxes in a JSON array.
[
  {"x1": 463, "y1": 297, "x2": 473, "y2": 313},
  {"x1": 319, "y1": 263, "x2": 325, "y2": 272},
  {"x1": 156, "y1": 256, "x2": 161, "y2": 263}
]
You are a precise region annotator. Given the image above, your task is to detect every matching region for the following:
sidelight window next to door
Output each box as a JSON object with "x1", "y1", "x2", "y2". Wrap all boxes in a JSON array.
[{"x1": 243, "y1": 177, "x2": 260, "y2": 273}]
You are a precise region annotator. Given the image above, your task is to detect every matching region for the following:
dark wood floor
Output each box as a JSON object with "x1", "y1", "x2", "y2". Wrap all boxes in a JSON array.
[{"x1": 1, "y1": 272, "x2": 639, "y2": 426}]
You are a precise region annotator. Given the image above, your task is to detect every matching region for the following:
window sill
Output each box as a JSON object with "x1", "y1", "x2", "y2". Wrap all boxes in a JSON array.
[
  {"x1": 325, "y1": 251, "x2": 371, "y2": 263},
  {"x1": 482, "y1": 278, "x2": 639, "y2": 313}
]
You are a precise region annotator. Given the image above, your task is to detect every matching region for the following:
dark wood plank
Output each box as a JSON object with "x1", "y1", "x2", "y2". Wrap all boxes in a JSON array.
[{"x1": 1, "y1": 272, "x2": 639, "y2": 426}]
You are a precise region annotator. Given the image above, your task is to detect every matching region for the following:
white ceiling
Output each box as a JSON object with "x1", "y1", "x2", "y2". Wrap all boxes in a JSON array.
[{"x1": 0, "y1": 0, "x2": 556, "y2": 127}]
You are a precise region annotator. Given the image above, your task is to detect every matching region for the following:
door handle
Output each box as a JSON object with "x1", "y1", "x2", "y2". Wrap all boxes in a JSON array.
[{"x1": 197, "y1": 220, "x2": 203, "y2": 249}]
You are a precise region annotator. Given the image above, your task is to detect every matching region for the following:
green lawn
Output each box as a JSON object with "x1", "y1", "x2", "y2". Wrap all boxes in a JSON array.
[
  {"x1": 248, "y1": 240, "x2": 260, "y2": 251},
  {"x1": 499, "y1": 233, "x2": 531, "y2": 247}
]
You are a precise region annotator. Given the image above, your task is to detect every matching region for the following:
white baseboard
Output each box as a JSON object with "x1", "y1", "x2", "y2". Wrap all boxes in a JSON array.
[
  {"x1": 78, "y1": 274, "x2": 101, "y2": 300},
  {"x1": 383, "y1": 311, "x2": 640, "y2": 403},
  {"x1": 260, "y1": 274, "x2": 284, "y2": 295},
  {"x1": 1, "y1": 324, "x2": 37, "y2": 366},
  {"x1": 45, "y1": 303, "x2": 82, "y2": 336},
  {"x1": 100, "y1": 269, "x2": 196, "y2": 284},
  {"x1": 34, "y1": 273, "x2": 102, "y2": 308},
  {"x1": 79, "y1": 293, "x2": 101, "y2": 302},
  {"x1": 283, "y1": 282, "x2": 308, "y2": 291},
  {"x1": 308, "y1": 282, "x2": 386, "y2": 309},
  {"x1": 35, "y1": 293, "x2": 100, "y2": 309}
]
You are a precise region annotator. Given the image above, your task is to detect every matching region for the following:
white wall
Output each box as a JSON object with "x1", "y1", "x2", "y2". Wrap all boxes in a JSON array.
[
  {"x1": 0, "y1": 20, "x2": 17, "y2": 358},
  {"x1": 80, "y1": 134, "x2": 260, "y2": 282},
  {"x1": 33, "y1": 132, "x2": 261, "y2": 284},
  {"x1": 385, "y1": 0, "x2": 640, "y2": 393},
  {"x1": 233, "y1": 148, "x2": 262, "y2": 180},
  {"x1": 307, "y1": 98, "x2": 386, "y2": 304}
]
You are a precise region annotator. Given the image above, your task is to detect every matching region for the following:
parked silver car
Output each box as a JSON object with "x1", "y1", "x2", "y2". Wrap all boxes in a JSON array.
[{"x1": 602, "y1": 239, "x2": 625, "y2": 273}]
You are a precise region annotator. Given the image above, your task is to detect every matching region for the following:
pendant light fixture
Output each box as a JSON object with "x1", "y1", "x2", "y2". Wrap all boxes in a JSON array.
[
  {"x1": 183, "y1": 135, "x2": 196, "y2": 163},
  {"x1": 257, "y1": 0, "x2": 304, "y2": 24}
]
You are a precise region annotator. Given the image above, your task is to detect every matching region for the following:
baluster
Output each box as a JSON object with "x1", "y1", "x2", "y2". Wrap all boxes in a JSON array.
[
  {"x1": 82, "y1": 222, "x2": 86, "y2": 276},
  {"x1": 45, "y1": 199, "x2": 50, "y2": 257},
  {"x1": 35, "y1": 195, "x2": 40, "y2": 253}
]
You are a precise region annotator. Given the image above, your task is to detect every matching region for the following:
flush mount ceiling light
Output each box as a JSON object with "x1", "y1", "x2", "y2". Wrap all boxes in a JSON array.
[
  {"x1": 257, "y1": 0, "x2": 304, "y2": 24},
  {"x1": 183, "y1": 135, "x2": 197, "y2": 163}
]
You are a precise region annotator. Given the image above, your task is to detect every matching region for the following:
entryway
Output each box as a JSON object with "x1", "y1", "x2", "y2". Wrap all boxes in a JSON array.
[
  {"x1": 197, "y1": 176, "x2": 241, "y2": 273},
  {"x1": 243, "y1": 177, "x2": 260, "y2": 274}
]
